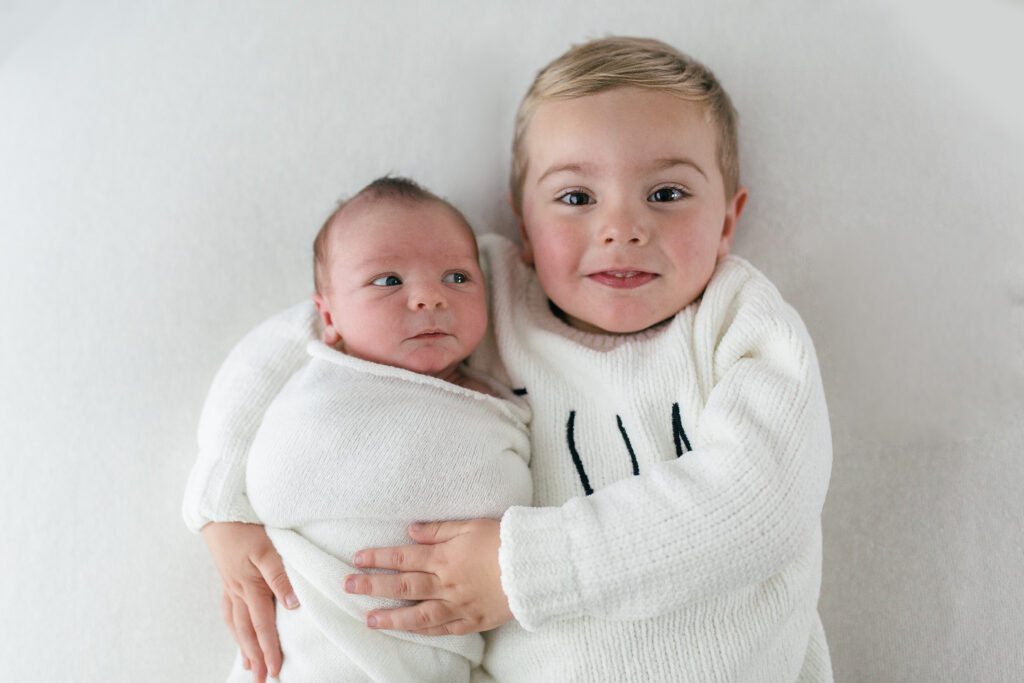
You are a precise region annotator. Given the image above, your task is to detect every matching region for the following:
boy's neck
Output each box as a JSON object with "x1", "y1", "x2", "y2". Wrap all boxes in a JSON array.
[{"x1": 548, "y1": 300, "x2": 679, "y2": 336}]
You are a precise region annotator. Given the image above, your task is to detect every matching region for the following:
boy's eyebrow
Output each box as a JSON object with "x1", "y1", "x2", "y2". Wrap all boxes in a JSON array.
[
  {"x1": 536, "y1": 163, "x2": 591, "y2": 185},
  {"x1": 653, "y1": 157, "x2": 708, "y2": 180},
  {"x1": 535, "y1": 158, "x2": 708, "y2": 185}
]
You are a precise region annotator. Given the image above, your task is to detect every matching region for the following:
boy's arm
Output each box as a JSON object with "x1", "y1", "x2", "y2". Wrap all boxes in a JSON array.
[
  {"x1": 498, "y1": 273, "x2": 833, "y2": 629},
  {"x1": 183, "y1": 300, "x2": 320, "y2": 530},
  {"x1": 201, "y1": 521, "x2": 298, "y2": 682},
  {"x1": 183, "y1": 300, "x2": 319, "y2": 680}
]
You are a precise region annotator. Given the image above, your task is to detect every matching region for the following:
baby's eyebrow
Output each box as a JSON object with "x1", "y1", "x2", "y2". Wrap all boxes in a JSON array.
[{"x1": 353, "y1": 257, "x2": 392, "y2": 270}]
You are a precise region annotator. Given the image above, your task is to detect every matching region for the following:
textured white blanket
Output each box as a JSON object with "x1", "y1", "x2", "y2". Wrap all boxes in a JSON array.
[{"x1": 230, "y1": 341, "x2": 532, "y2": 683}]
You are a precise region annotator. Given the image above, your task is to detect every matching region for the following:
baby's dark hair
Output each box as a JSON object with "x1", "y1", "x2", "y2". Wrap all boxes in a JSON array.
[
  {"x1": 358, "y1": 175, "x2": 436, "y2": 203},
  {"x1": 313, "y1": 176, "x2": 471, "y2": 294}
]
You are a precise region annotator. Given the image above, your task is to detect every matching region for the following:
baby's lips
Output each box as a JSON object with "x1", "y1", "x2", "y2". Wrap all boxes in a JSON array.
[{"x1": 407, "y1": 329, "x2": 451, "y2": 340}]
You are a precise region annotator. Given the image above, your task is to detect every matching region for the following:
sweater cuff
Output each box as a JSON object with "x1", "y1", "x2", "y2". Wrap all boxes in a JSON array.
[
  {"x1": 181, "y1": 452, "x2": 261, "y2": 533},
  {"x1": 499, "y1": 504, "x2": 582, "y2": 631}
]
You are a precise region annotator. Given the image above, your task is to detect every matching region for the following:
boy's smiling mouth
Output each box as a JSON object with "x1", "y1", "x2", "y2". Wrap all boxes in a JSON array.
[{"x1": 588, "y1": 270, "x2": 658, "y2": 289}]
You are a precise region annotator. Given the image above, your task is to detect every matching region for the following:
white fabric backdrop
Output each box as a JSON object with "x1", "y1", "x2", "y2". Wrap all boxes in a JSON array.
[{"x1": 2, "y1": 1, "x2": 1022, "y2": 680}]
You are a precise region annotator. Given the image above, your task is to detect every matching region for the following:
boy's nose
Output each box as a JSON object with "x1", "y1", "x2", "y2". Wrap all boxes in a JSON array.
[{"x1": 598, "y1": 203, "x2": 650, "y2": 246}]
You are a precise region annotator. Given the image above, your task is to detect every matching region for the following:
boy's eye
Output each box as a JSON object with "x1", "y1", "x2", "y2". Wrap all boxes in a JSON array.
[
  {"x1": 371, "y1": 275, "x2": 402, "y2": 286},
  {"x1": 442, "y1": 271, "x2": 470, "y2": 284},
  {"x1": 557, "y1": 191, "x2": 594, "y2": 206},
  {"x1": 648, "y1": 187, "x2": 686, "y2": 202}
]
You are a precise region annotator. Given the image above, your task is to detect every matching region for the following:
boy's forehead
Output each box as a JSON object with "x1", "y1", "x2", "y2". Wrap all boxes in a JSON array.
[{"x1": 527, "y1": 88, "x2": 718, "y2": 172}]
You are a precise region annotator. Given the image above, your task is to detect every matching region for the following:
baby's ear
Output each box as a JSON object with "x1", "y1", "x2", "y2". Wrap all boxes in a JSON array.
[
  {"x1": 509, "y1": 193, "x2": 535, "y2": 265},
  {"x1": 312, "y1": 292, "x2": 343, "y2": 347}
]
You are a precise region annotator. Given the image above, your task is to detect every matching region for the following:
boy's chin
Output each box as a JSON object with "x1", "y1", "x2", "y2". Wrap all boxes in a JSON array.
[{"x1": 563, "y1": 308, "x2": 675, "y2": 336}]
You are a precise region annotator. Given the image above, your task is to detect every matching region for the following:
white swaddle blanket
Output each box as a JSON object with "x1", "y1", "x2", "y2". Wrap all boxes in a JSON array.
[{"x1": 231, "y1": 341, "x2": 532, "y2": 683}]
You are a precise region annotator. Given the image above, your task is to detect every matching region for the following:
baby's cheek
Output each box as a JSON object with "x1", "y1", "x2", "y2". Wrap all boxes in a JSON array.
[{"x1": 464, "y1": 303, "x2": 490, "y2": 348}]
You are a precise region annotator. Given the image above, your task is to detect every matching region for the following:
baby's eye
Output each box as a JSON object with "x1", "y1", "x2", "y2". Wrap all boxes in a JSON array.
[
  {"x1": 442, "y1": 271, "x2": 470, "y2": 284},
  {"x1": 557, "y1": 190, "x2": 594, "y2": 206},
  {"x1": 371, "y1": 275, "x2": 402, "y2": 286},
  {"x1": 648, "y1": 187, "x2": 687, "y2": 203}
]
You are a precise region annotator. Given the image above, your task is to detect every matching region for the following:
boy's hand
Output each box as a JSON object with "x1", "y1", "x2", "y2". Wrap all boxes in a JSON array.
[
  {"x1": 201, "y1": 521, "x2": 299, "y2": 682},
  {"x1": 344, "y1": 518, "x2": 513, "y2": 635}
]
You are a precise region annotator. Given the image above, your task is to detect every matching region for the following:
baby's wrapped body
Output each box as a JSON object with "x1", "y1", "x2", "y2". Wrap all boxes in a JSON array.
[{"x1": 230, "y1": 341, "x2": 532, "y2": 683}]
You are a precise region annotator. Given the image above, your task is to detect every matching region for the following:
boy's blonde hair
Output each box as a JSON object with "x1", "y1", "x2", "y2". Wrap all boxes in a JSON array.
[{"x1": 510, "y1": 36, "x2": 740, "y2": 212}]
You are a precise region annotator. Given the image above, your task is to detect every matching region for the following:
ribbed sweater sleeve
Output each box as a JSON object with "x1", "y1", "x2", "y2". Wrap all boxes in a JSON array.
[
  {"x1": 498, "y1": 263, "x2": 833, "y2": 630},
  {"x1": 182, "y1": 301, "x2": 320, "y2": 532}
]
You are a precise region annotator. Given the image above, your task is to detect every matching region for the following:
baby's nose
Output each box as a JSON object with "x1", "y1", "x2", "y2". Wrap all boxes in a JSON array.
[{"x1": 409, "y1": 284, "x2": 447, "y2": 310}]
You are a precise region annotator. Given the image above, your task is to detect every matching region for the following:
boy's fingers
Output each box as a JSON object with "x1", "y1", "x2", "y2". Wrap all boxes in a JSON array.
[
  {"x1": 220, "y1": 592, "x2": 234, "y2": 632},
  {"x1": 408, "y1": 520, "x2": 465, "y2": 544},
  {"x1": 366, "y1": 599, "x2": 455, "y2": 632},
  {"x1": 253, "y1": 550, "x2": 299, "y2": 609},
  {"x1": 344, "y1": 570, "x2": 441, "y2": 601},
  {"x1": 409, "y1": 624, "x2": 459, "y2": 637},
  {"x1": 245, "y1": 588, "x2": 283, "y2": 678},
  {"x1": 353, "y1": 543, "x2": 434, "y2": 572},
  {"x1": 231, "y1": 599, "x2": 267, "y2": 683}
]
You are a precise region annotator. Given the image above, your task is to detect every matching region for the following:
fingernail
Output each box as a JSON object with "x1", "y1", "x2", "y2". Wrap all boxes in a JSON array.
[
  {"x1": 284, "y1": 593, "x2": 299, "y2": 609},
  {"x1": 353, "y1": 552, "x2": 364, "y2": 567},
  {"x1": 410, "y1": 522, "x2": 423, "y2": 533},
  {"x1": 242, "y1": 656, "x2": 250, "y2": 669},
  {"x1": 345, "y1": 577, "x2": 356, "y2": 593},
  {"x1": 367, "y1": 615, "x2": 378, "y2": 628}
]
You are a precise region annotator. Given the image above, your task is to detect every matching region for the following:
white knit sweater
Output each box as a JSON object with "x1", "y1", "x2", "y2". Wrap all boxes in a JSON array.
[
  {"x1": 477, "y1": 237, "x2": 833, "y2": 682},
  {"x1": 184, "y1": 234, "x2": 833, "y2": 682}
]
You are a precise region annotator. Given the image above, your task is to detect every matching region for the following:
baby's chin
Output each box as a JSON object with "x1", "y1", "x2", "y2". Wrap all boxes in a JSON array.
[
  {"x1": 392, "y1": 354, "x2": 468, "y2": 381},
  {"x1": 342, "y1": 345, "x2": 466, "y2": 380}
]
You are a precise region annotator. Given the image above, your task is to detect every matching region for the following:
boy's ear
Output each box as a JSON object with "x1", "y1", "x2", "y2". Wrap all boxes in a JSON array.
[
  {"x1": 312, "y1": 292, "x2": 342, "y2": 347},
  {"x1": 717, "y1": 186, "x2": 749, "y2": 259},
  {"x1": 508, "y1": 192, "x2": 534, "y2": 265}
]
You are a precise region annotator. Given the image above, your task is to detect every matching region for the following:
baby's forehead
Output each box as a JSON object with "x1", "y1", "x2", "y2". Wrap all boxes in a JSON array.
[
  {"x1": 335, "y1": 196, "x2": 469, "y2": 235},
  {"x1": 327, "y1": 196, "x2": 478, "y2": 261}
]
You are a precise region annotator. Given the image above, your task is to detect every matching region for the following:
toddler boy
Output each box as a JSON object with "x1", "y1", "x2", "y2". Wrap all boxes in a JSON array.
[{"x1": 349, "y1": 38, "x2": 834, "y2": 682}]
